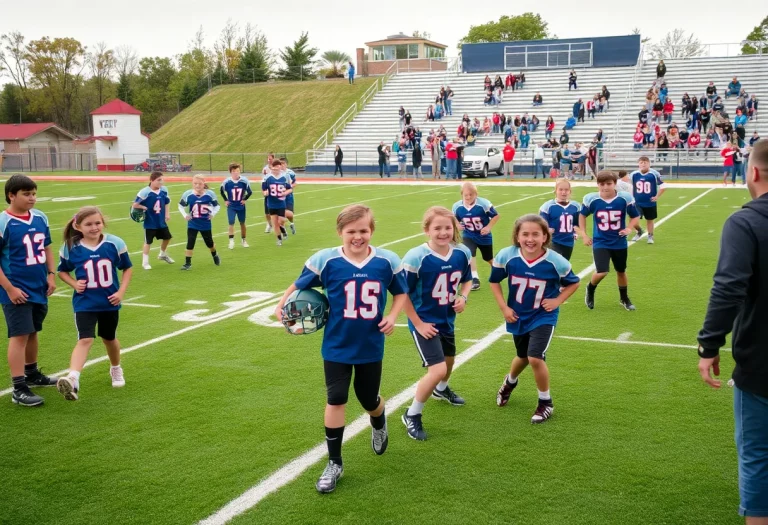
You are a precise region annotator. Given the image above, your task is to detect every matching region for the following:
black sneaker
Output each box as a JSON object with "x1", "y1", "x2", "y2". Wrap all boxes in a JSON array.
[
  {"x1": 316, "y1": 461, "x2": 343, "y2": 494},
  {"x1": 180, "y1": 263, "x2": 192, "y2": 271},
  {"x1": 11, "y1": 387, "x2": 44, "y2": 407},
  {"x1": 496, "y1": 378, "x2": 518, "y2": 407},
  {"x1": 531, "y1": 399, "x2": 554, "y2": 424},
  {"x1": 401, "y1": 412, "x2": 427, "y2": 441},
  {"x1": 432, "y1": 385, "x2": 465, "y2": 406},
  {"x1": 471, "y1": 278, "x2": 481, "y2": 291},
  {"x1": 620, "y1": 297, "x2": 637, "y2": 311},
  {"x1": 25, "y1": 369, "x2": 57, "y2": 387},
  {"x1": 371, "y1": 418, "x2": 389, "y2": 455},
  {"x1": 213, "y1": 254, "x2": 221, "y2": 266},
  {"x1": 585, "y1": 286, "x2": 595, "y2": 310}
]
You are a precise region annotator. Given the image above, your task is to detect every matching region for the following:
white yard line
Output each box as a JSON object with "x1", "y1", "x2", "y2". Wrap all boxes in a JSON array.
[
  {"x1": 197, "y1": 187, "x2": 717, "y2": 525},
  {"x1": 555, "y1": 335, "x2": 706, "y2": 351}
]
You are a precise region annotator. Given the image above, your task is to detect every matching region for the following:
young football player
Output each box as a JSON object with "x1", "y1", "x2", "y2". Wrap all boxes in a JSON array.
[
  {"x1": 539, "y1": 178, "x2": 580, "y2": 261},
  {"x1": 0, "y1": 175, "x2": 57, "y2": 407},
  {"x1": 280, "y1": 158, "x2": 296, "y2": 235},
  {"x1": 132, "y1": 171, "x2": 173, "y2": 270},
  {"x1": 401, "y1": 206, "x2": 473, "y2": 441},
  {"x1": 262, "y1": 153, "x2": 275, "y2": 233},
  {"x1": 630, "y1": 156, "x2": 665, "y2": 244},
  {"x1": 578, "y1": 170, "x2": 640, "y2": 311},
  {"x1": 178, "y1": 175, "x2": 221, "y2": 270},
  {"x1": 220, "y1": 163, "x2": 252, "y2": 250},
  {"x1": 274, "y1": 204, "x2": 408, "y2": 494},
  {"x1": 490, "y1": 214, "x2": 580, "y2": 423},
  {"x1": 452, "y1": 182, "x2": 500, "y2": 291},
  {"x1": 616, "y1": 170, "x2": 633, "y2": 194},
  {"x1": 55, "y1": 207, "x2": 132, "y2": 401},
  {"x1": 262, "y1": 160, "x2": 292, "y2": 246}
]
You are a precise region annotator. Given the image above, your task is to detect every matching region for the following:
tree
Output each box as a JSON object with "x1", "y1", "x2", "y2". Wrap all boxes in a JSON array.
[
  {"x1": 116, "y1": 72, "x2": 133, "y2": 104},
  {"x1": 114, "y1": 45, "x2": 139, "y2": 77},
  {"x1": 412, "y1": 30, "x2": 431, "y2": 39},
  {"x1": 631, "y1": 27, "x2": 652, "y2": 45},
  {"x1": 87, "y1": 41, "x2": 114, "y2": 106},
  {"x1": 214, "y1": 19, "x2": 243, "y2": 83},
  {"x1": 133, "y1": 57, "x2": 178, "y2": 131},
  {"x1": 459, "y1": 13, "x2": 549, "y2": 46},
  {"x1": 237, "y1": 27, "x2": 272, "y2": 82},
  {"x1": 0, "y1": 32, "x2": 30, "y2": 92},
  {"x1": 741, "y1": 16, "x2": 768, "y2": 54},
  {"x1": 278, "y1": 32, "x2": 318, "y2": 80},
  {"x1": 0, "y1": 84, "x2": 24, "y2": 123},
  {"x1": 648, "y1": 29, "x2": 705, "y2": 59},
  {"x1": 320, "y1": 50, "x2": 350, "y2": 78}
]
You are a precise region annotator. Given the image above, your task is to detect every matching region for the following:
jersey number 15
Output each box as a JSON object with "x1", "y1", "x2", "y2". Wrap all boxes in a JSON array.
[{"x1": 343, "y1": 281, "x2": 380, "y2": 319}]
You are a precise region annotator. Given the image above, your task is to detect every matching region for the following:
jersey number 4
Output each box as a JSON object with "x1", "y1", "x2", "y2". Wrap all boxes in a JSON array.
[
  {"x1": 83, "y1": 259, "x2": 114, "y2": 288},
  {"x1": 509, "y1": 276, "x2": 546, "y2": 308},
  {"x1": 432, "y1": 271, "x2": 462, "y2": 305},
  {"x1": 22, "y1": 233, "x2": 46, "y2": 266},
  {"x1": 595, "y1": 210, "x2": 622, "y2": 231},
  {"x1": 343, "y1": 281, "x2": 380, "y2": 319},
  {"x1": 153, "y1": 200, "x2": 162, "y2": 214}
]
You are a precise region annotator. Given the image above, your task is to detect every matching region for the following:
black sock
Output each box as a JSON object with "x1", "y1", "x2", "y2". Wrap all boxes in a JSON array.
[
  {"x1": 24, "y1": 362, "x2": 37, "y2": 375},
  {"x1": 228, "y1": 234, "x2": 234, "y2": 240},
  {"x1": 325, "y1": 426, "x2": 344, "y2": 465},
  {"x1": 211, "y1": 251, "x2": 217, "y2": 258},
  {"x1": 587, "y1": 282, "x2": 597, "y2": 293},
  {"x1": 370, "y1": 407, "x2": 386, "y2": 430},
  {"x1": 185, "y1": 256, "x2": 192, "y2": 265},
  {"x1": 619, "y1": 286, "x2": 629, "y2": 301},
  {"x1": 241, "y1": 235, "x2": 246, "y2": 240},
  {"x1": 12, "y1": 376, "x2": 26, "y2": 391}
]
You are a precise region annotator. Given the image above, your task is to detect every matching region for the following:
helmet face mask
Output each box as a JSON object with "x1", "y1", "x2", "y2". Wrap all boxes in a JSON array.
[
  {"x1": 281, "y1": 289, "x2": 329, "y2": 335},
  {"x1": 130, "y1": 206, "x2": 146, "y2": 223}
]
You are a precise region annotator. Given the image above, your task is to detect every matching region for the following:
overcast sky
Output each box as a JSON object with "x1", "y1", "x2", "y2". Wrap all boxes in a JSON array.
[{"x1": 1, "y1": 1, "x2": 764, "y2": 71}]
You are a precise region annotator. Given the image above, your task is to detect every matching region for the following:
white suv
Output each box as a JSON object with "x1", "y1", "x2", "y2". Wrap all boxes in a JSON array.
[{"x1": 461, "y1": 146, "x2": 503, "y2": 178}]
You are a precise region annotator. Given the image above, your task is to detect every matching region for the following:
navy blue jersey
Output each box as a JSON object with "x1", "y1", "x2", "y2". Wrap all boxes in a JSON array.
[
  {"x1": 219, "y1": 177, "x2": 252, "y2": 210},
  {"x1": 452, "y1": 197, "x2": 498, "y2": 246},
  {"x1": 261, "y1": 174, "x2": 291, "y2": 210},
  {"x1": 283, "y1": 170, "x2": 297, "y2": 207},
  {"x1": 631, "y1": 169, "x2": 664, "y2": 207},
  {"x1": 403, "y1": 243, "x2": 473, "y2": 334},
  {"x1": 489, "y1": 247, "x2": 579, "y2": 335},
  {"x1": 580, "y1": 191, "x2": 640, "y2": 250},
  {"x1": 294, "y1": 246, "x2": 408, "y2": 364},
  {"x1": 0, "y1": 210, "x2": 52, "y2": 305},
  {"x1": 539, "y1": 200, "x2": 581, "y2": 247},
  {"x1": 179, "y1": 190, "x2": 220, "y2": 231},
  {"x1": 57, "y1": 234, "x2": 132, "y2": 312},
  {"x1": 135, "y1": 186, "x2": 170, "y2": 230}
]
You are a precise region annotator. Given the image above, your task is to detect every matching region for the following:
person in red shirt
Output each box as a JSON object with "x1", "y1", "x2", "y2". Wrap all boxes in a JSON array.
[
  {"x1": 445, "y1": 139, "x2": 458, "y2": 180},
  {"x1": 663, "y1": 100, "x2": 674, "y2": 124},
  {"x1": 503, "y1": 140, "x2": 516, "y2": 180},
  {"x1": 492, "y1": 113, "x2": 501, "y2": 133},
  {"x1": 722, "y1": 142, "x2": 736, "y2": 186},
  {"x1": 688, "y1": 129, "x2": 701, "y2": 155},
  {"x1": 545, "y1": 117, "x2": 555, "y2": 140}
]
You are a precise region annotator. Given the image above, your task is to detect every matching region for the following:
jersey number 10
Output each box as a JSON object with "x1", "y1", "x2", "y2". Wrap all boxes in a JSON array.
[
  {"x1": 343, "y1": 281, "x2": 380, "y2": 319},
  {"x1": 83, "y1": 259, "x2": 114, "y2": 288}
]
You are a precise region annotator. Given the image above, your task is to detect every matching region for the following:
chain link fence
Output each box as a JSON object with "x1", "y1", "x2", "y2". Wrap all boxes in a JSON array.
[
  {"x1": 1, "y1": 151, "x2": 97, "y2": 172},
  {"x1": 124, "y1": 152, "x2": 304, "y2": 174}
]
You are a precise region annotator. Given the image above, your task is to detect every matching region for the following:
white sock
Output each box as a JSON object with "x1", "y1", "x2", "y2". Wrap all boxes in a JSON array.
[
  {"x1": 538, "y1": 389, "x2": 551, "y2": 401},
  {"x1": 159, "y1": 250, "x2": 167, "y2": 257},
  {"x1": 407, "y1": 400, "x2": 424, "y2": 416},
  {"x1": 142, "y1": 254, "x2": 149, "y2": 265},
  {"x1": 110, "y1": 365, "x2": 121, "y2": 370},
  {"x1": 507, "y1": 373, "x2": 518, "y2": 384},
  {"x1": 69, "y1": 370, "x2": 81, "y2": 383},
  {"x1": 471, "y1": 270, "x2": 479, "y2": 279},
  {"x1": 436, "y1": 381, "x2": 448, "y2": 391}
]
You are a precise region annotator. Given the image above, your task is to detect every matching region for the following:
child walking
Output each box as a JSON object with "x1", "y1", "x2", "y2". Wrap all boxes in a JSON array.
[
  {"x1": 401, "y1": 206, "x2": 473, "y2": 440},
  {"x1": 220, "y1": 162, "x2": 252, "y2": 250},
  {"x1": 539, "y1": 179, "x2": 580, "y2": 260},
  {"x1": 133, "y1": 171, "x2": 174, "y2": 270},
  {"x1": 262, "y1": 160, "x2": 293, "y2": 246},
  {"x1": 490, "y1": 214, "x2": 580, "y2": 423},
  {"x1": 179, "y1": 175, "x2": 221, "y2": 270},
  {"x1": 452, "y1": 182, "x2": 500, "y2": 290},
  {"x1": 274, "y1": 204, "x2": 408, "y2": 494},
  {"x1": 56, "y1": 207, "x2": 133, "y2": 400}
]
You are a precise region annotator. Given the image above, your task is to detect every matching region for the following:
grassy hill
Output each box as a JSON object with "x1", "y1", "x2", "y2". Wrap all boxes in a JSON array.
[{"x1": 150, "y1": 78, "x2": 375, "y2": 158}]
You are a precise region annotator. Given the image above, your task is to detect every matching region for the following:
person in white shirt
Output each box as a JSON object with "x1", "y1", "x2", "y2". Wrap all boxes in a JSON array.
[
  {"x1": 617, "y1": 170, "x2": 633, "y2": 193},
  {"x1": 533, "y1": 143, "x2": 546, "y2": 179}
]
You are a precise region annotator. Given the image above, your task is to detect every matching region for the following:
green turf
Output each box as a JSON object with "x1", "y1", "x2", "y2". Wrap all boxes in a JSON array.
[{"x1": 0, "y1": 180, "x2": 748, "y2": 524}]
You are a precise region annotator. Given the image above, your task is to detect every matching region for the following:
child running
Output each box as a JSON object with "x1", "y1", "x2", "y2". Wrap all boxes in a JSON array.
[
  {"x1": 262, "y1": 153, "x2": 275, "y2": 233},
  {"x1": 178, "y1": 174, "x2": 221, "y2": 270},
  {"x1": 262, "y1": 160, "x2": 292, "y2": 246},
  {"x1": 0, "y1": 175, "x2": 57, "y2": 407},
  {"x1": 630, "y1": 156, "x2": 665, "y2": 244},
  {"x1": 490, "y1": 214, "x2": 580, "y2": 423},
  {"x1": 452, "y1": 182, "x2": 500, "y2": 291},
  {"x1": 274, "y1": 204, "x2": 408, "y2": 494},
  {"x1": 133, "y1": 171, "x2": 173, "y2": 270},
  {"x1": 578, "y1": 170, "x2": 640, "y2": 311},
  {"x1": 539, "y1": 178, "x2": 580, "y2": 260},
  {"x1": 280, "y1": 157, "x2": 297, "y2": 235},
  {"x1": 401, "y1": 206, "x2": 473, "y2": 440},
  {"x1": 220, "y1": 162, "x2": 252, "y2": 250},
  {"x1": 55, "y1": 207, "x2": 133, "y2": 400}
]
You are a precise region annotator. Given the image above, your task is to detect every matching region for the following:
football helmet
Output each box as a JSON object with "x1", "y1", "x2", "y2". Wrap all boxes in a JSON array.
[
  {"x1": 281, "y1": 288, "x2": 330, "y2": 335},
  {"x1": 129, "y1": 206, "x2": 145, "y2": 223}
]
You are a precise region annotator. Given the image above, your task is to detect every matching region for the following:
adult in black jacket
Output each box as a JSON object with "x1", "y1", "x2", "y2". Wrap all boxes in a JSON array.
[
  {"x1": 698, "y1": 139, "x2": 768, "y2": 521},
  {"x1": 656, "y1": 60, "x2": 666, "y2": 79},
  {"x1": 334, "y1": 145, "x2": 343, "y2": 177},
  {"x1": 377, "y1": 142, "x2": 386, "y2": 178},
  {"x1": 412, "y1": 145, "x2": 423, "y2": 179}
]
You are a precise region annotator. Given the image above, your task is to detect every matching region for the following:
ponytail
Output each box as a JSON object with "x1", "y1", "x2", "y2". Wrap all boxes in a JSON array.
[{"x1": 63, "y1": 206, "x2": 105, "y2": 249}]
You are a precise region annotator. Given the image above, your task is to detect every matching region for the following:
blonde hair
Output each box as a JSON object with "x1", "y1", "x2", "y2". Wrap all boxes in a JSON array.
[
  {"x1": 461, "y1": 181, "x2": 478, "y2": 198},
  {"x1": 336, "y1": 204, "x2": 375, "y2": 234},
  {"x1": 423, "y1": 206, "x2": 461, "y2": 244},
  {"x1": 63, "y1": 206, "x2": 106, "y2": 249},
  {"x1": 192, "y1": 174, "x2": 209, "y2": 190},
  {"x1": 512, "y1": 214, "x2": 551, "y2": 249},
  {"x1": 555, "y1": 178, "x2": 571, "y2": 191}
]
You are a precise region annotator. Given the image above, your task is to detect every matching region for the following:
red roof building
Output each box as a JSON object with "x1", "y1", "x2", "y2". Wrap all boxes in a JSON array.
[
  {"x1": 0, "y1": 123, "x2": 81, "y2": 171},
  {"x1": 90, "y1": 99, "x2": 142, "y2": 116}
]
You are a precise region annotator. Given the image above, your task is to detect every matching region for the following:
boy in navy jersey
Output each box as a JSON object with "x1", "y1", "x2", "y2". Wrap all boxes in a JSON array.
[
  {"x1": 220, "y1": 163, "x2": 252, "y2": 250},
  {"x1": 178, "y1": 175, "x2": 221, "y2": 270},
  {"x1": 539, "y1": 178, "x2": 580, "y2": 260},
  {"x1": 491, "y1": 214, "x2": 579, "y2": 423},
  {"x1": 452, "y1": 182, "x2": 500, "y2": 290},
  {"x1": 578, "y1": 170, "x2": 640, "y2": 311},
  {"x1": 262, "y1": 160, "x2": 292, "y2": 246},
  {"x1": 133, "y1": 171, "x2": 173, "y2": 270},
  {"x1": 261, "y1": 153, "x2": 274, "y2": 233},
  {"x1": 630, "y1": 156, "x2": 665, "y2": 244},
  {"x1": 280, "y1": 158, "x2": 297, "y2": 235},
  {"x1": 401, "y1": 206, "x2": 473, "y2": 440},
  {"x1": 275, "y1": 204, "x2": 408, "y2": 494},
  {"x1": 0, "y1": 175, "x2": 57, "y2": 406}
]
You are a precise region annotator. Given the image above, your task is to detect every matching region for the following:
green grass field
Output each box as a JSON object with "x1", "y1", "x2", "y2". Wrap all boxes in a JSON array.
[{"x1": 0, "y1": 179, "x2": 747, "y2": 525}]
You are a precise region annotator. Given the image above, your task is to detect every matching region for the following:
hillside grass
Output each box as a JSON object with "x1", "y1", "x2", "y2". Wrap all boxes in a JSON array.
[{"x1": 150, "y1": 78, "x2": 376, "y2": 156}]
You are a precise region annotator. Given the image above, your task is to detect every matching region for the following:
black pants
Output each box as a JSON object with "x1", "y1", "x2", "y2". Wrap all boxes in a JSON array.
[
  {"x1": 186, "y1": 228, "x2": 214, "y2": 250},
  {"x1": 378, "y1": 160, "x2": 384, "y2": 178},
  {"x1": 334, "y1": 162, "x2": 343, "y2": 176}
]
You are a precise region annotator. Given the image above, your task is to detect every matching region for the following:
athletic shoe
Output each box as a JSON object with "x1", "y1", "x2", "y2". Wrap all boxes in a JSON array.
[
  {"x1": 531, "y1": 400, "x2": 554, "y2": 424},
  {"x1": 12, "y1": 387, "x2": 44, "y2": 407},
  {"x1": 647, "y1": 235, "x2": 654, "y2": 244},
  {"x1": 471, "y1": 278, "x2": 481, "y2": 291},
  {"x1": 277, "y1": 239, "x2": 282, "y2": 247},
  {"x1": 432, "y1": 385, "x2": 465, "y2": 406},
  {"x1": 496, "y1": 378, "x2": 518, "y2": 407},
  {"x1": 371, "y1": 418, "x2": 389, "y2": 455},
  {"x1": 264, "y1": 224, "x2": 272, "y2": 233},
  {"x1": 620, "y1": 297, "x2": 636, "y2": 311},
  {"x1": 25, "y1": 369, "x2": 57, "y2": 387},
  {"x1": 585, "y1": 286, "x2": 595, "y2": 310},
  {"x1": 241, "y1": 239, "x2": 249, "y2": 248},
  {"x1": 290, "y1": 223, "x2": 296, "y2": 235},
  {"x1": 631, "y1": 228, "x2": 644, "y2": 242},
  {"x1": 401, "y1": 412, "x2": 427, "y2": 441},
  {"x1": 56, "y1": 376, "x2": 79, "y2": 401},
  {"x1": 158, "y1": 254, "x2": 174, "y2": 264},
  {"x1": 180, "y1": 263, "x2": 192, "y2": 271},
  {"x1": 280, "y1": 226, "x2": 287, "y2": 238},
  {"x1": 228, "y1": 239, "x2": 235, "y2": 250},
  {"x1": 315, "y1": 461, "x2": 343, "y2": 494},
  {"x1": 142, "y1": 263, "x2": 152, "y2": 270},
  {"x1": 213, "y1": 255, "x2": 221, "y2": 266},
  {"x1": 110, "y1": 366, "x2": 125, "y2": 388}
]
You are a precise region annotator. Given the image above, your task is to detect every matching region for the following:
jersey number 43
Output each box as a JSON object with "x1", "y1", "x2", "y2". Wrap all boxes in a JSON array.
[{"x1": 432, "y1": 271, "x2": 462, "y2": 305}]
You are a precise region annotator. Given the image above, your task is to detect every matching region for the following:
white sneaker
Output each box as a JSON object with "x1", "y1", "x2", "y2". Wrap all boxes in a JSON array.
[
  {"x1": 158, "y1": 254, "x2": 174, "y2": 264},
  {"x1": 56, "y1": 375, "x2": 79, "y2": 401},
  {"x1": 265, "y1": 224, "x2": 272, "y2": 233},
  {"x1": 142, "y1": 262, "x2": 152, "y2": 270},
  {"x1": 631, "y1": 233, "x2": 643, "y2": 242},
  {"x1": 241, "y1": 239, "x2": 249, "y2": 248},
  {"x1": 277, "y1": 239, "x2": 282, "y2": 247},
  {"x1": 228, "y1": 239, "x2": 235, "y2": 250},
  {"x1": 647, "y1": 235, "x2": 655, "y2": 244},
  {"x1": 110, "y1": 366, "x2": 125, "y2": 388}
]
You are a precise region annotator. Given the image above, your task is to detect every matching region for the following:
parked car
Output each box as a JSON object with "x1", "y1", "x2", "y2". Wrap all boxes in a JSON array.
[{"x1": 461, "y1": 146, "x2": 503, "y2": 177}]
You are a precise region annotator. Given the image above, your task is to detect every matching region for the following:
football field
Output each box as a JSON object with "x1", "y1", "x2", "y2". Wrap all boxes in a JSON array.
[{"x1": 0, "y1": 178, "x2": 747, "y2": 525}]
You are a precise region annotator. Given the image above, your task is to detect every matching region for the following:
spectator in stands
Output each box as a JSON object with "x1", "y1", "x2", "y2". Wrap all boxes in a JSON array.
[
  {"x1": 634, "y1": 127, "x2": 645, "y2": 150},
  {"x1": 495, "y1": 86, "x2": 504, "y2": 105},
  {"x1": 574, "y1": 99, "x2": 585, "y2": 123},
  {"x1": 529, "y1": 115, "x2": 540, "y2": 132},
  {"x1": 545, "y1": 116, "x2": 555, "y2": 140},
  {"x1": 484, "y1": 75, "x2": 492, "y2": 91},
  {"x1": 492, "y1": 113, "x2": 501, "y2": 134},
  {"x1": 500, "y1": 113, "x2": 507, "y2": 130},
  {"x1": 494, "y1": 75, "x2": 503, "y2": 90},
  {"x1": 598, "y1": 95, "x2": 607, "y2": 113},
  {"x1": 520, "y1": 129, "x2": 530, "y2": 149},
  {"x1": 736, "y1": 96, "x2": 748, "y2": 117},
  {"x1": 652, "y1": 98, "x2": 664, "y2": 123},
  {"x1": 699, "y1": 93, "x2": 708, "y2": 111},
  {"x1": 517, "y1": 72, "x2": 525, "y2": 89},
  {"x1": 445, "y1": 139, "x2": 458, "y2": 180},
  {"x1": 568, "y1": 70, "x2": 577, "y2": 90},
  {"x1": 750, "y1": 131, "x2": 761, "y2": 147},
  {"x1": 570, "y1": 144, "x2": 585, "y2": 177},
  {"x1": 533, "y1": 143, "x2": 546, "y2": 178},
  {"x1": 726, "y1": 77, "x2": 742, "y2": 99},
  {"x1": 639, "y1": 107, "x2": 650, "y2": 125},
  {"x1": 594, "y1": 129, "x2": 605, "y2": 148},
  {"x1": 688, "y1": 129, "x2": 702, "y2": 152},
  {"x1": 513, "y1": 114, "x2": 521, "y2": 129},
  {"x1": 483, "y1": 91, "x2": 493, "y2": 106},
  {"x1": 426, "y1": 105, "x2": 435, "y2": 122},
  {"x1": 679, "y1": 126, "x2": 690, "y2": 147},
  {"x1": 504, "y1": 122, "x2": 513, "y2": 142},
  {"x1": 334, "y1": 145, "x2": 343, "y2": 176},
  {"x1": 656, "y1": 60, "x2": 666, "y2": 79},
  {"x1": 399, "y1": 106, "x2": 406, "y2": 130},
  {"x1": 713, "y1": 97, "x2": 725, "y2": 114},
  {"x1": 601, "y1": 86, "x2": 611, "y2": 110},
  {"x1": 645, "y1": 90, "x2": 655, "y2": 112},
  {"x1": 643, "y1": 124, "x2": 654, "y2": 149},
  {"x1": 700, "y1": 107, "x2": 711, "y2": 133},
  {"x1": 445, "y1": 87, "x2": 454, "y2": 116},
  {"x1": 663, "y1": 99, "x2": 674, "y2": 124},
  {"x1": 706, "y1": 82, "x2": 718, "y2": 107},
  {"x1": 429, "y1": 139, "x2": 440, "y2": 179},
  {"x1": 657, "y1": 132, "x2": 670, "y2": 161},
  {"x1": 735, "y1": 109, "x2": 748, "y2": 141},
  {"x1": 560, "y1": 129, "x2": 570, "y2": 145},
  {"x1": 682, "y1": 93, "x2": 692, "y2": 118},
  {"x1": 587, "y1": 96, "x2": 597, "y2": 119},
  {"x1": 520, "y1": 113, "x2": 529, "y2": 132},
  {"x1": 722, "y1": 141, "x2": 736, "y2": 185},
  {"x1": 404, "y1": 110, "x2": 412, "y2": 128},
  {"x1": 747, "y1": 95, "x2": 759, "y2": 120},
  {"x1": 482, "y1": 117, "x2": 491, "y2": 135},
  {"x1": 505, "y1": 73, "x2": 514, "y2": 90},
  {"x1": 659, "y1": 83, "x2": 669, "y2": 105},
  {"x1": 533, "y1": 92, "x2": 543, "y2": 106},
  {"x1": 412, "y1": 142, "x2": 423, "y2": 179},
  {"x1": 502, "y1": 140, "x2": 515, "y2": 179},
  {"x1": 435, "y1": 101, "x2": 444, "y2": 120}
]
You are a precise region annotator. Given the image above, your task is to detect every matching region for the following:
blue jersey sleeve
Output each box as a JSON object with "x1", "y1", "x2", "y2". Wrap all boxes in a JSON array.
[
  {"x1": 37, "y1": 211, "x2": 52, "y2": 247},
  {"x1": 205, "y1": 189, "x2": 220, "y2": 208},
  {"x1": 57, "y1": 244, "x2": 75, "y2": 273},
  {"x1": 377, "y1": 248, "x2": 407, "y2": 295},
  {"x1": 580, "y1": 193, "x2": 598, "y2": 217},
  {"x1": 294, "y1": 248, "x2": 336, "y2": 289},
  {"x1": 136, "y1": 186, "x2": 151, "y2": 204},
  {"x1": 539, "y1": 200, "x2": 553, "y2": 222},
  {"x1": 161, "y1": 186, "x2": 170, "y2": 204},
  {"x1": 489, "y1": 247, "x2": 515, "y2": 283},
  {"x1": 456, "y1": 244, "x2": 473, "y2": 283},
  {"x1": 545, "y1": 250, "x2": 580, "y2": 287},
  {"x1": 106, "y1": 235, "x2": 133, "y2": 271},
  {"x1": 220, "y1": 179, "x2": 229, "y2": 201},
  {"x1": 243, "y1": 177, "x2": 253, "y2": 200},
  {"x1": 618, "y1": 191, "x2": 640, "y2": 218},
  {"x1": 477, "y1": 197, "x2": 498, "y2": 219},
  {"x1": 402, "y1": 245, "x2": 427, "y2": 293},
  {"x1": 179, "y1": 189, "x2": 192, "y2": 207}
]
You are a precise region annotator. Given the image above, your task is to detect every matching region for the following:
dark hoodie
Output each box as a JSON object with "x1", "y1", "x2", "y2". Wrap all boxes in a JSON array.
[{"x1": 698, "y1": 193, "x2": 768, "y2": 397}]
